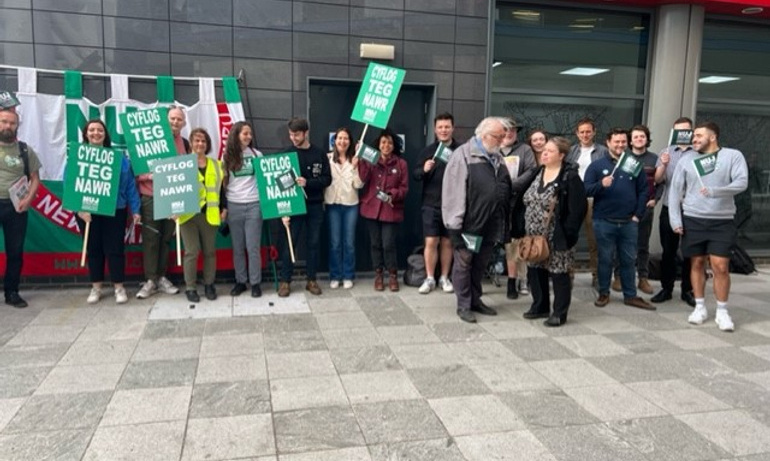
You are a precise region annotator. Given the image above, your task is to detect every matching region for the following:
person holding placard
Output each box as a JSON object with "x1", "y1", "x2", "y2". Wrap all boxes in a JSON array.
[
  {"x1": 135, "y1": 106, "x2": 188, "y2": 299},
  {"x1": 359, "y1": 128, "x2": 409, "y2": 292},
  {"x1": 178, "y1": 128, "x2": 225, "y2": 303},
  {"x1": 0, "y1": 107, "x2": 41, "y2": 308},
  {"x1": 669, "y1": 122, "x2": 748, "y2": 332},
  {"x1": 223, "y1": 122, "x2": 264, "y2": 298},
  {"x1": 412, "y1": 113, "x2": 459, "y2": 295},
  {"x1": 325, "y1": 127, "x2": 363, "y2": 290},
  {"x1": 74, "y1": 120, "x2": 141, "y2": 304}
]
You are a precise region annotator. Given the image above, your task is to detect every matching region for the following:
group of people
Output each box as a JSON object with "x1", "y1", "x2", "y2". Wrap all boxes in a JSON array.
[{"x1": 0, "y1": 104, "x2": 749, "y2": 332}]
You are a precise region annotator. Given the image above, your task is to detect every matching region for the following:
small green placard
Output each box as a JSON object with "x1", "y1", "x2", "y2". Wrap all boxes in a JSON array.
[
  {"x1": 434, "y1": 143, "x2": 453, "y2": 163},
  {"x1": 0, "y1": 90, "x2": 20, "y2": 110},
  {"x1": 152, "y1": 154, "x2": 201, "y2": 220},
  {"x1": 120, "y1": 107, "x2": 177, "y2": 175},
  {"x1": 669, "y1": 129, "x2": 693, "y2": 146},
  {"x1": 693, "y1": 152, "x2": 718, "y2": 177},
  {"x1": 351, "y1": 62, "x2": 406, "y2": 129},
  {"x1": 462, "y1": 232, "x2": 483, "y2": 253},
  {"x1": 62, "y1": 144, "x2": 121, "y2": 216},
  {"x1": 357, "y1": 143, "x2": 381, "y2": 164},
  {"x1": 616, "y1": 152, "x2": 644, "y2": 178},
  {"x1": 254, "y1": 152, "x2": 307, "y2": 219}
]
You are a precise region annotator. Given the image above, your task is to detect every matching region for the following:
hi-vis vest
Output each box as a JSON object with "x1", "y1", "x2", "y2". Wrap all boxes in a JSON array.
[{"x1": 178, "y1": 157, "x2": 223, "y2": 226}]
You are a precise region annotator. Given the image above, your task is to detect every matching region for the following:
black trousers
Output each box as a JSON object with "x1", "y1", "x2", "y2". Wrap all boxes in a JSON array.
[
  {"x1": 0, "y1": 200, "x2": 28, "y2": 295},
  {"x1": 528, "y1": 266, "x2": 572, "y2": 321},
  {"x1": 77, "y1": 208, "x2": 128, "y2": 283},
  {"x1": 452, "y1": 244, "x2": 494, "y2": 311},
  {"x1": 659, "y1": 206, "x2": 692, "y2": 294},
  {"x1": 367, "y1": 219, "x2": 399, "y2": 271}
]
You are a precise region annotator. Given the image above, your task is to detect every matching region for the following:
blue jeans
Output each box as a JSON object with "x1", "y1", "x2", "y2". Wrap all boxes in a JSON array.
[
  {"x1": 594, "y1": 218, "x2": 638, "y2": 299},
  {"x1": 327, "y1": 204, "x2": 358, "y2": 281},
  {"x1": 280, "y1": 203, "x2": 324, "y2": 282}
]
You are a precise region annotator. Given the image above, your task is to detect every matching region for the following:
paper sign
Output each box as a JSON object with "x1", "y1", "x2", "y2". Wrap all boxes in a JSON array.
[
  {"x1": 254, "y1": 152, "x2": 307, "y2": 219},
  {"x1": 151, "y1": 154, "x2": 200, "y2": 220},
  {"x1": 351, "y1": 63, "x2": 406, "y2": 129},
  {"x1": 62, "y1": 144, "x2": 121, "y2": 216},
  {"x1": 120, "y1": 107, "x2": 177, "y2": 175}
]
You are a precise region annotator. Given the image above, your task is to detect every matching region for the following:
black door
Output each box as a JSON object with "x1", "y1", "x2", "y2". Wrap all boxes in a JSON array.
[{"x1": 309, "y1": 79, "x2": 433, "y2": 271}]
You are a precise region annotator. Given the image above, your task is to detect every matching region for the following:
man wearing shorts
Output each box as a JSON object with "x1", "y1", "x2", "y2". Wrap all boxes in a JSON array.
[{"x1": 669, "y1": 121, "x2": 748, "y2": 331}]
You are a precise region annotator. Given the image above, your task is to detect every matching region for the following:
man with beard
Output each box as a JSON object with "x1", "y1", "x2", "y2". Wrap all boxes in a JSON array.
[
  {"x1": 669, "y1": 122, "x2": 747, "y2": 332},
  {"x1": 0, "y1": 108, "x2": 41, "y2": 308},
  {"x1": 442, "y1": 117, "x2": 512, "y2": 323}
]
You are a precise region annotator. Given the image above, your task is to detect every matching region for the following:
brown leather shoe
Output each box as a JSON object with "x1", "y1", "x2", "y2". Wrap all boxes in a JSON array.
[
  {"x1": 374, "y1": 269, "x2": 385, "y2": 291},
  {"x1": 594, "y1": 294, "x2": 610, "y2": 307},
  {"x1": 637, "y1": 278, "x2": 653, "y2": 294},
  {"x1": 306, "y1": 280, "x2": 322, "y2": 296},
  {"x1": 611, "y1": 277, "x2": 622, "y2": 292},
  {"x1": 278, "y1": 282, "x2": 290, "y2": 297},
  {"x1": 624, "y1": 296, "x2": 656, "y2": 310},
  {"x1": 388, "y1": 270, "x2": 399, "y2": 292}
]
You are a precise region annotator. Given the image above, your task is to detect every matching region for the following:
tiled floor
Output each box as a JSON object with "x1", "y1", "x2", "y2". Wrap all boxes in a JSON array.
[{"x1": 1, "y1": 271, "x2": 769, "y2": 460}]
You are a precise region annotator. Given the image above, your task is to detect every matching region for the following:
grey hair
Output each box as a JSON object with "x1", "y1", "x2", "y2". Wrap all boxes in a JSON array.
[{"x1": 474, "y1": 116, "x2": 510, "y2": 138}]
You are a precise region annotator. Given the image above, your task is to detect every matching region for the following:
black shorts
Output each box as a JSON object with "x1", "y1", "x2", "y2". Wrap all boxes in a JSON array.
[
  {"x1": 681, "y1": 216, "x2": 736, "y2": 258},
  {"x1": 421, "y1": 205, "x2": 448, "y2": 237}
]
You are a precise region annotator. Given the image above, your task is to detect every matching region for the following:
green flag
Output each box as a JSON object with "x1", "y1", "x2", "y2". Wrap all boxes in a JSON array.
[
  {"x1": 615, "y1": 152, "x2": 644, "y2": 178},
  {"x1": 462, "y1": 232, "x2": 483, "y2": 253},
  {"x1": 254, "y1": 152, "x2": 307, "y2": 219},
  {"x1": 151, "y1": 154, "x2": 201, "y2": 220},
  {"x1": 434, "y1": 143, "x2": 453, "y2": 163},
  {"x1": 693, "y1": 152, "x2": 718, "y2": 177},
  {"x1": 357, "y1": 143, "x2": 381, "y2": 164},
  {"x1": 0, "y1": 90, "x2": 20, "y2": 110},
  {"x1": 120, "y1": 107, "x2": 177, "y2": 175},
  {"x1": 668, "y1": 129, "x2": 693, "y2": 146},
  {"x1": 351, "y1": 62, "x2": 406, "y2": 129},
  {"x1": 62, "y1": 144, "x2": 122, "y2": 216}
]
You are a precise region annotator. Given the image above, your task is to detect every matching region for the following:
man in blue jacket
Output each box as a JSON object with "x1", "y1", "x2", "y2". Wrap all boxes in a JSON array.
[{"x1": 585, "y1": 128, "x2": 654, "y2": 310}]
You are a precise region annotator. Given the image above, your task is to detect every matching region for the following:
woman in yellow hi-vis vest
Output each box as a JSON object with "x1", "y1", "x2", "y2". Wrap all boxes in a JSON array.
[{"x1": 178, "y1": 128, "x2": 226, "y2": 303}]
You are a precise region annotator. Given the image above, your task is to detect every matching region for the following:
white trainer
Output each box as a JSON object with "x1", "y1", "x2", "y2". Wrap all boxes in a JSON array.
[
  {"x1": 158, "y1": 276, "x2": 179, "y2": 295},
  {"x1": 343, "y1": 280, "x2": 354, "y2": 289},
  {"x1": 438, "y1": 277, "x2": 454, "y2": 293},
  {"x1": 136, "y1": 279, "x2": 157, "y2": 299},
  {"x1": 688, "y1": 306, "x2": 708, "y2": 325},
  {"x1": 115, "y1": 286, "x2": 128, "y2": 304},
  {"x1": 330, "y1": 280, "x2": 340, "y2": 289},
  {"x1": 418, "y1": 277, "x2": 435, "y2": 294},
  {"x1": 715, "y1": 309, "x2": 735, "y2": 332},
  {"x1": 87, "y1": 287, "x2": 101, "y2": 304},
  {"x1": 519, "y1": 279, "x2": 530, "y2": 295}
]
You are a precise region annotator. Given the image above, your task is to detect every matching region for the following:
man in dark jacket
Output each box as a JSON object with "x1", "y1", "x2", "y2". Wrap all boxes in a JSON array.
[{"x1": 442, "y1": 117, "x2": 512, "y2": 323}]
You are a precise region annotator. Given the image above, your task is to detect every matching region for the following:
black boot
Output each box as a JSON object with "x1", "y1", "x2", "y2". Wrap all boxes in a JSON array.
[{"x1": 507, "y1": 278, "x2": 519, "y2": 300}]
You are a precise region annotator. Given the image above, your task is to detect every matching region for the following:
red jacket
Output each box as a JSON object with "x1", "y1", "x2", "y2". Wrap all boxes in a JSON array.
[{"x1": 358, "y1": 154, "x2": 409, "y2": 223}]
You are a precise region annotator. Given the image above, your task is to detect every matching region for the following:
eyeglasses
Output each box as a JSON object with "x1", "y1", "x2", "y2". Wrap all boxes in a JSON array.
[{"x1": 487, "y1": 132, "x2": 505, "y2": 141}]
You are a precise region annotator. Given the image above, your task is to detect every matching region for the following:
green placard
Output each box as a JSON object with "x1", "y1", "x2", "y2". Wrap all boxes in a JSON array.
[
  {"x1": 434, "y1": 143, "x2": 453, "y2": 163},
  {"x1": 693, "y1": 152, "x2": 718, "y2": 177},
  {"x1": 616, "y1": 152, "x2": 644, "y2": 178},
  {"x1": 351, "y1": 62, "x2": 406, "y2": 129},
  {"x1": 254, "y1": 152, "x2": 307, "y2": 219},
  {"x1": 120, "y1": 107, "x2": 176, "y2": 175},
  {"x1": 151, "y1": 154, "x2": 201, "y2": 220},
  {"x1": 357, "y1": 143, "x2": 381, "y2": 164},
  {"x1": 62, "y1": 144, "x2": 121, "y2": 216},
  {"x1": 462, "y1": 232, "x2": 482, "y2": 253},
  {"x1": 0, "y1": 90, "x2": 20, "y2": 110},
  {"x1": 669, "y1": 129, "x2": 693, "y2": 146}
]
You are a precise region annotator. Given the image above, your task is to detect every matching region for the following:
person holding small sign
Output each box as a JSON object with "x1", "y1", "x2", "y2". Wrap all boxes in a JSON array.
[
  {"x1": 359, "y1": 128, "x2": 409, "y2": 291},
  {"x1": 223, "y1": 122, "x2": 264, "y2": 298},
  {"x1": 75, "y1": 120, "x2": 141, "y2": 305},
  {"x1": 669, "y1": 122, "x2": 748, "y2": 332},
  {"x1": 178, "y1": 128, "x2": 226, "y2": 303}
]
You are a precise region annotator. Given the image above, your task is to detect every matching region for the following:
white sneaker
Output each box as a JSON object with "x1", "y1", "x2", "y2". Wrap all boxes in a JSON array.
[
  {"x1": 519, "y1": 279, "x2": 530, "y2": 295},
  {"x1": 87, "y1": 287, "x2": 101, "y2": 304},
  {"x1": 439, "y1": 277, "x2": 454, "y2": 293},
  {"x1": 418, "y1": 277, "x2": 435, "y2": 294},
  {"x1": 715, "y1": 309, "x2": 735, "y2": 332},
  {"x1": 158, "y1": 276, "x2": 179, "y2": 294},
  {"x1": 330, "y1": 280, "x2": 340, "y2": 289},
  {"x1": 136, "y1": 279, "x2": 157, "y2": 299},
  {"x1": 688, "y1": 306, "x2": 708, "y2": 325},
  {"x1": 343, "y1": 280, "x2": 354, "y2": 289},
  {"x1": 115, "y1": 287, "x2": 128, "y2": 304}
]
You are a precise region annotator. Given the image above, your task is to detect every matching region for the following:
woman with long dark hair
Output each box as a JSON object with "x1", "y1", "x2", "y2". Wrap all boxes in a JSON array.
[
  {"x1": 222, "y1": 121, "x2": 264, "y2": 297},
  {"x1": 528, "y1": 129, "x2": 548, "y2": 165},
  {"x1": 325, "y1": 127, "x2": 363, "y2": 289}
]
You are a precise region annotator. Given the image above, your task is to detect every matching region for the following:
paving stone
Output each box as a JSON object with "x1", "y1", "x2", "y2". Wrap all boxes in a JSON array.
[
  {"x1": 677, "y1": 410, "x2": 770, "y2": 456},
  {"x1": 743, "y1": 345, "x2": 770, "y2": 362},
  {"x1": 322, "y1": 327, "x2": 384, "y2": 349},
  {"x1": 581, "y1": 315, "x2": 644, "y2": 334},
  {"x1": 261, "y1": 314, "x2": 319, "y2": 333},
  {"x1": 626, "y1": 379, "x2": 732, "y2": 414},
  {"x1": 655, "y1": 329, "x2": 733, "y2": 350},
  {"x1": 359, "y1": 301, "x2": 423, "y2": 327},
  {"x1": 604, "y1": 331, "x2": 681, "y2": 354},
  {"x1": 270, "y1": 375, "x2": 349, "y2": 411},
  {"x1": 456, "y1": 430, "x2": 557, "y2": 461},
  {"x1": 182, "y1": 414, "x2": 275, "y2": 460},
  {"x1": 390, "y1": 343, "x2": 461, "y2": 369},
  {"x1": 0, "y1": 398, "x2": 25, "y2": 432},
  {"x1": 59, "y1": 339, "x2": 137, "y2": 366},
  {"x1": 199, "y1": 333, "x2": 263, "y2": 357},
  {"x1": 83, "y1": 421, "x2": 185, "y2": 461},
  {"x1": 149, "y1": 292, "x2": 233, "y2": 320},
  {"x1": 29, "y1": 306, "x2": 99, "y2": 327},
  {"x1": 35, "y1": 363, "x2": 125, "y2": 395},
  {"x1": 307, "y1": 297, "x2": 363, "y2": 314},
  {"x1": 407, "y1": 364, "x2": 491, "y2": 399},
  {"x1": 445, "y1": 340, "x2": 522, "y2": 365},
  {"x1": 353, "y1": 400, "x2": 447, "y2": 444},
  {"x1": 267, "y1": 350, "x2": 337, "y2": 379},
  {"x1": 340, "y1": 370, "x2": 421, "y2": 404},
  {"x1": 411, "y1": 304, "x2": 463, "y2": 324},
  {"x1": 190, "y1": 380, "x2": 271, "y2": 418},
  {"x1": 533, "y1": 320, "x2": 596, "y2": 337},
  {"x1": 264, "y1": 330, "x2": 327, "y2": 353},
  {"x1": 280, "y1": 446, "x2": 372, "y2": 460},
  {"x1": 119, "y1": 358, "x2": 198, "y2": 389},
  {"x1": 330, "y1": 345, "x2": 402, "y2": 374},
  {"x1": 469, "y1": 362, "x2": 555, "y2": 393},
  {"x1": 233, "y1": 292, "x2": 309, "y2": 316},
  {"x1": 478, "y1": 320, "x2": 547, "y2": 339},
  {"x1": 428, "y1": 394, "x2": 524, "y2": 436},
  {"x1": 742, "y1": 370, "x2": 770, "y2": 391},
  {"x1": 618, "y1": 311, "x2": 686, "y2": 331},
  {"x1": 608, "y1": 416, "x2": 730, "y2": 461},
  {"x1": 686, "y1": 373, "x2": 770, "y2": 409},
  {"x1": 196, "y1": 354, "x2": 267, "y2": 383},
  {"x1": 529, "y1": 358, "x2": 618, "y2": 388},
  {"x1": 141, "y1": 319, "x2": 206, "y2": 340},
  {"x1": 315, "y1": 312, "x2": 373, "y2": 330},
  {"x1": 375, "y1": 325, "x2": 441, "y2": 346},
  {"x1": 0, "y1": 366, "x2": 51, "y2": 398},
  {"x1": 78, "y1": 321, "x2": 146, "y2": 342},
  {"x1": 501, "y1": 337, "x2": 577, "y2": 362},
  {"x1": 5, "y1": 324, "x2": 84, "y2": 346},
  {"x1": 101, "y1": 386, "x2": 192, "y2": 426},
  {"x1": 499, "y1": 389, "x2": 600, "y2": 428},
  {"x1": 274, "y1": 406, "x2": 365, "y2": 454},
  {"x1": 203, "y1": 317, "x2": 262, "y2": 336},
  {"x1": 563, "y1": 383, "x2": 667, "y2": 421},
  {"x1": 430, "y1": 322, "x2": 495, "y2": 342},
  {"x1": 0, "y1": 429, "x2": 92, "y2": 461},
  {"x1": 702, "y1": 328, "x2": 770, "y2": 347},
  {"x1": 553, "y1": 334, "x2": 632, "y2": 357},
  {"x1": 131, "y1": 337, "x2": 201, "y2": 362},
  {"x1": 4, "y1": 391, "x2": 110, "y2": 434},
  {"x1": 369, "y1": 438, "x2": 466, "y2": 461},
  {"x1": 588, "y1": 350, "x2": 733, "y2": 383},
  {"x1": 533, "y1": 423, "x2": 648, "y2": 461},
  {"x1": 88, "y1": 305, "x2": 151, "y2": 325},
  {"x1": 0, "y1": 344, "x2": 69, "y2": 369},
  {"x1": 697, "y1": 347, "x2": 770, "y2": 374}
]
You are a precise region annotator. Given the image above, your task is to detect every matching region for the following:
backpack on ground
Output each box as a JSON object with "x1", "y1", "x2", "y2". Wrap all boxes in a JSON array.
[
  {"x1": 403, "y1": 246, "x2": 426, "y2": 287},
  {"x1": 729, "y1": 244, "x2": 756, "y2": 275}
]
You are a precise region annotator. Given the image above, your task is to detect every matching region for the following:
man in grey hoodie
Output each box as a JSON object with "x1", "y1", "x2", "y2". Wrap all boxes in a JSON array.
[{"x1": 668, "y1": 121, "x2": 748, "y2": 332}]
